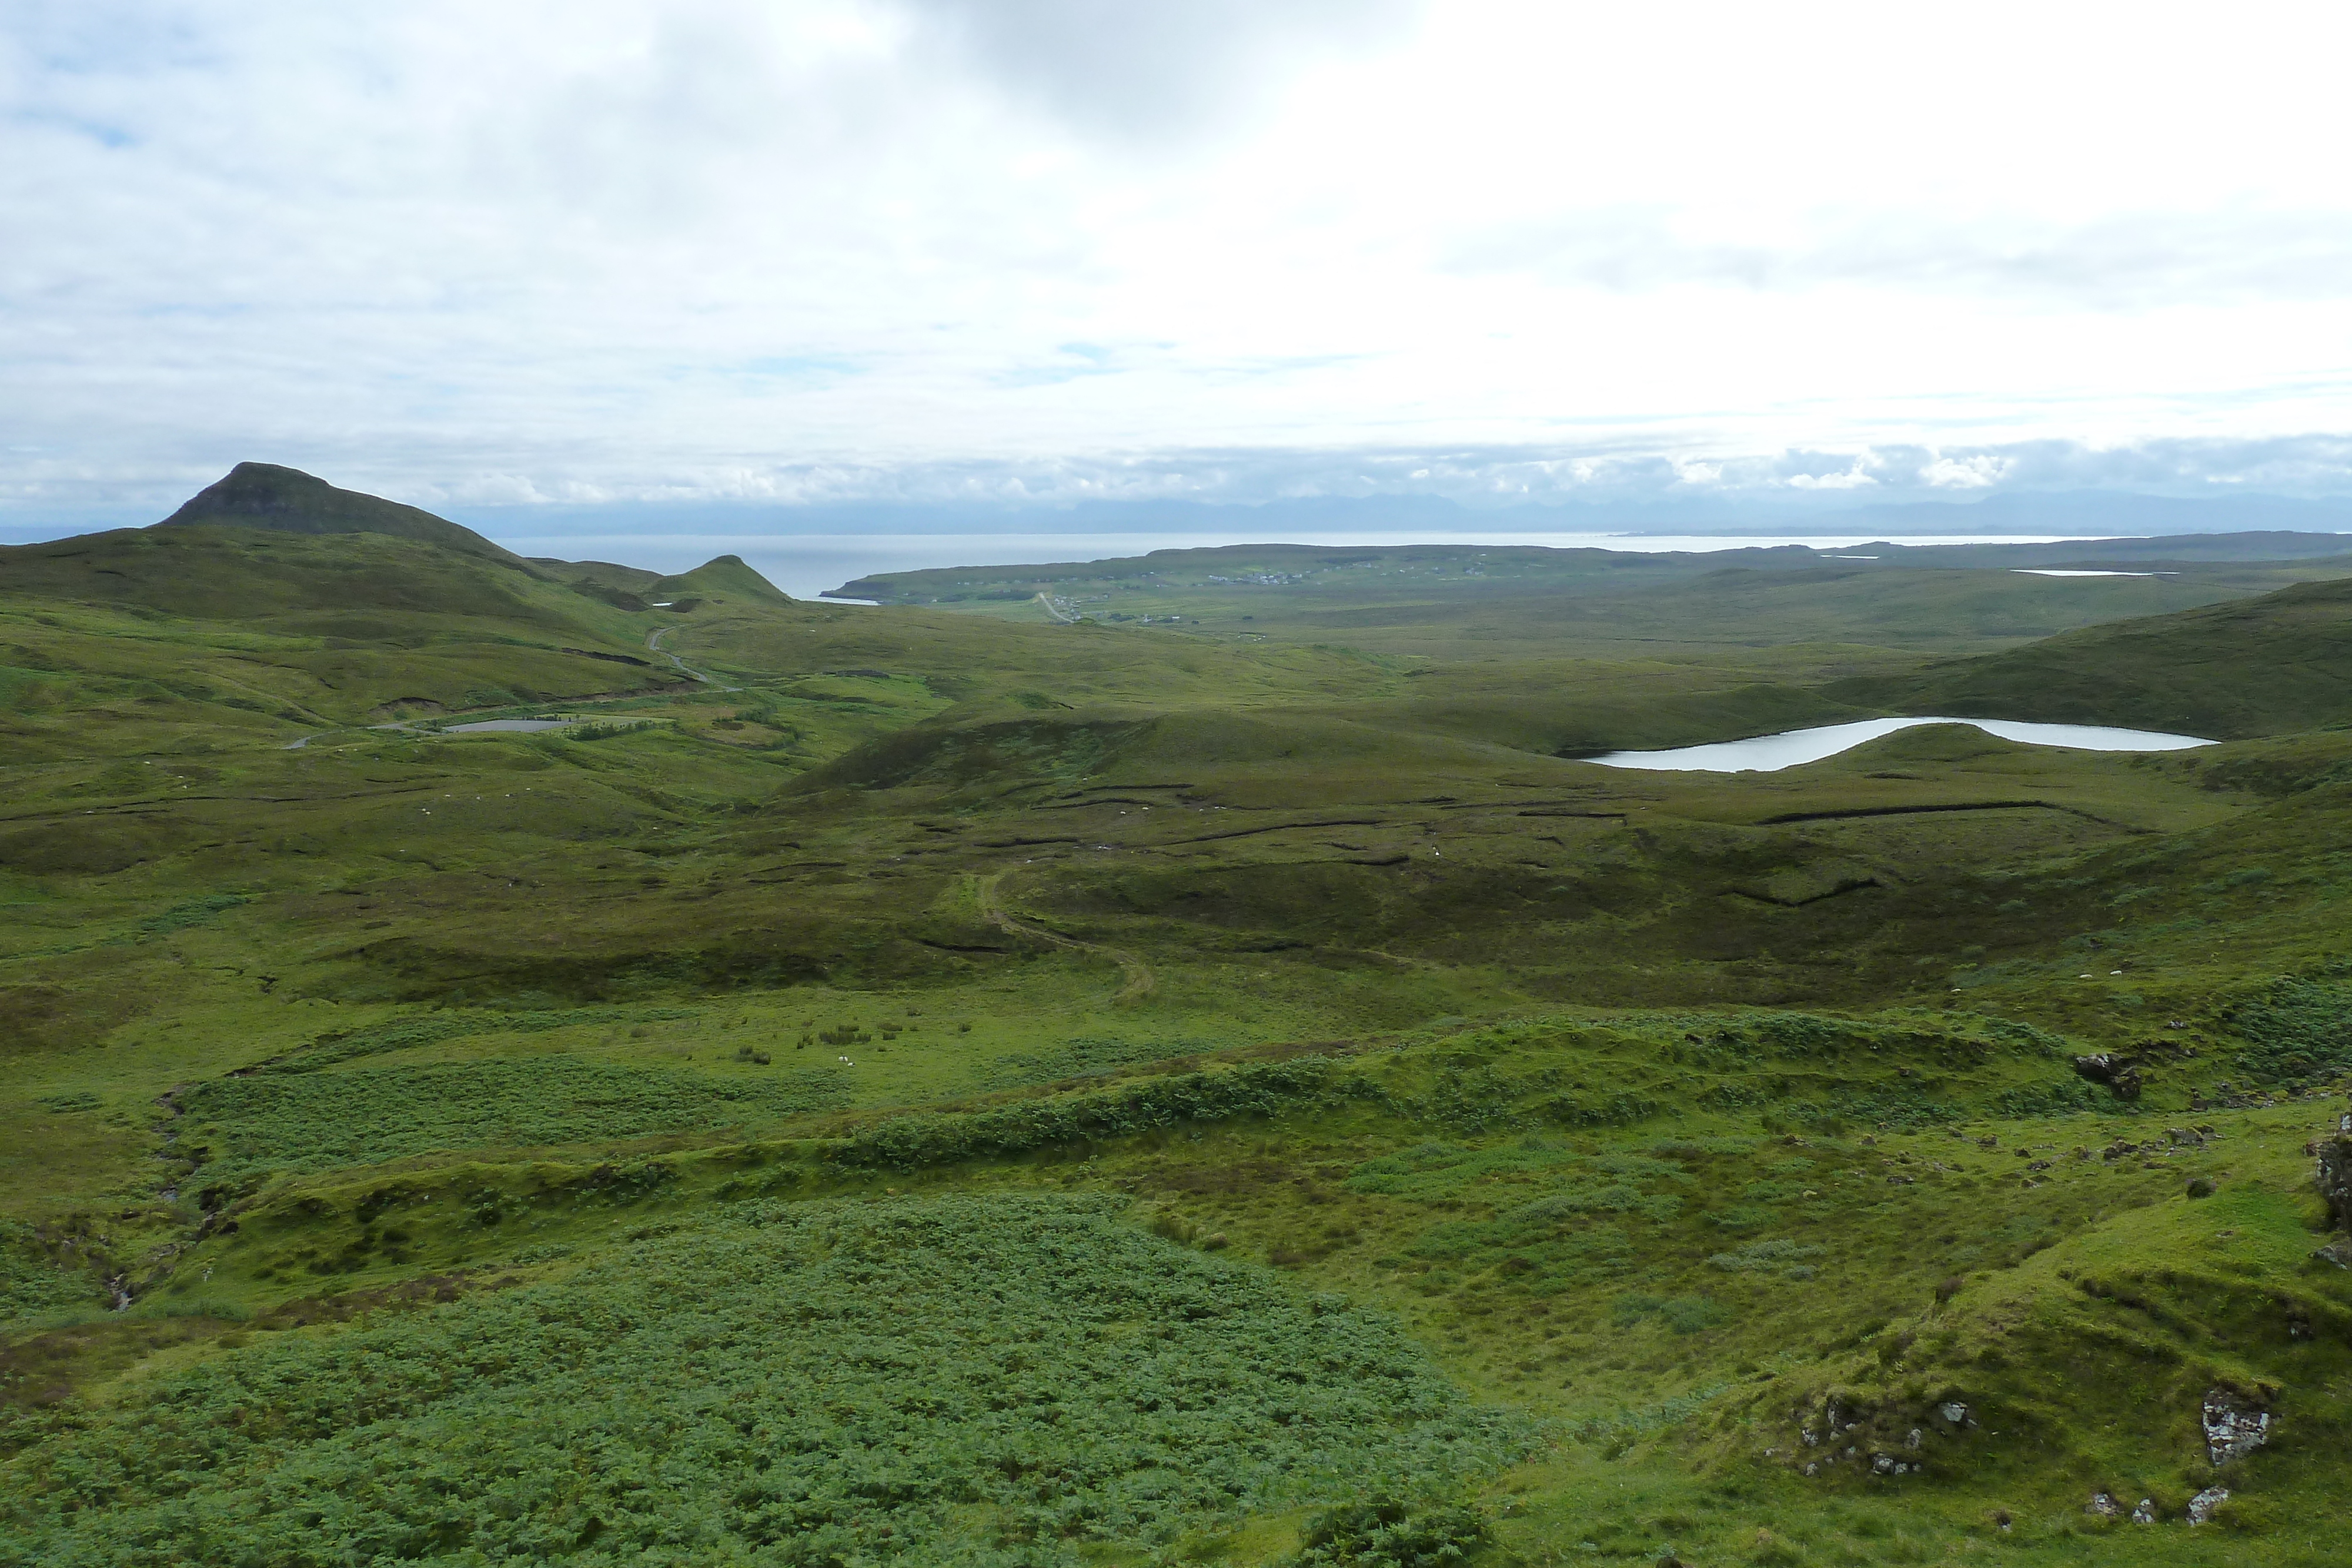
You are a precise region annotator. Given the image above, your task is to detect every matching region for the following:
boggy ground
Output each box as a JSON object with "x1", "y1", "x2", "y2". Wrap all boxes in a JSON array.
[{"x1": 5, "y1": 493, "x2": 2352, "y2": 1565}]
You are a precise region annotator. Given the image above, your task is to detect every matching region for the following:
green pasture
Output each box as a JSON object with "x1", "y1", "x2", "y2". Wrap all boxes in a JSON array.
[{"x1": 835, "y1": 539, "x2": 2352, "y2": 665}]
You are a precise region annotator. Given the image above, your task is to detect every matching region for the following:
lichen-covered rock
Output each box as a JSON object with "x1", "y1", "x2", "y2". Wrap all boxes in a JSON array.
[
  {"x1": 2317, "y1": 1135, "x2": 2352, "y2": 1231},
  {"x1": 2187, "y1": 1486, "x2": 2230, "y2": 1525},
  {"x1": 2087, "y1": 1493, "x2": 2121, "y2": 1517},
  {"x1": 2201, "y1": 1387, "x2": 2273, "y2": 1466},
  {"x1": 2130, "y1": 1499, "x2": 2157, "y2": 1525}
]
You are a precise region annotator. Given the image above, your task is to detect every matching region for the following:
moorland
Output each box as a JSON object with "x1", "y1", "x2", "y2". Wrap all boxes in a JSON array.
[{"x1": 4, "y1": 462, "x2": 2351, "y2": 1566}]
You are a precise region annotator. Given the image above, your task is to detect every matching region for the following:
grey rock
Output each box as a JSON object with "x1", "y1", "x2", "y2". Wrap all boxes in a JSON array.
[
  {"x1": 2087, "y1": 1493, "x2": 2121, "y2": 1517},
  {"x1": 1905, "y1": 1427, "x2": 1923, "y2": 1449},
  {"x1": 2187, "y1": 1486, "x2": 2230, "y2": 1525},
  {"x1": 2201, "y1": 1387, "x2": 2272, "y2": 1466},
  {"x1": 2130, "y1": 1499, "x2": 2157, "y2": 1525},
  {"x1": 2318, "y1": 1136, "x2": 2352, "y2": 1232},
  {"x1": 2072, "y1": 1054, "x2": 2144, "y2": 1099},
  {"x1": 1937, "y1": 1400, "x2": 1970, "y2": 1425}
]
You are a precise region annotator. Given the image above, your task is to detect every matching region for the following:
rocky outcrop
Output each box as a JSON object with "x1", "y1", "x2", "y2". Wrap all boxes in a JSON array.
[
  {"x1": 2070, "y1": 1052, "x2": 2143, "y2": 1099},
  {"x1": 2187, "y1": 1486, "x2": 2230, "y2": 1525},
  {"x1": 2201, "y1": 1387, "x2": 2273, "y2": 1466},
  {"x1": 2317, "y1": 1135, "x2": 2352, "y2": 1232},
  {"x1": 1784, "y1": 1393, "x2": 1973, "y2": 1482}
]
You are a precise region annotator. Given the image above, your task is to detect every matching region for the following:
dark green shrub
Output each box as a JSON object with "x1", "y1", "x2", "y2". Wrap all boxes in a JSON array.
[
  {"x1": 1610, "y1": 1293, "x2": 1730, "y2": 1334},
  {"x1": 2227, "y1": 975, "x2": 2352, "y2": 1082},
  {"x1": 1294, "y1": 1499, "x2": 1491, "y2": 1568},
  {"x1": 137, "y1": 894, "x2": 248, "y2": 934},
  {"x1": 833, "y1": 1058, "x2": 1337, "y2": 1171}
]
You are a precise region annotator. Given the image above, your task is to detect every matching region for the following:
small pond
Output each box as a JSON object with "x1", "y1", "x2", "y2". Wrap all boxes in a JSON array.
[
  {"x1": 2010, "y1": 568, "x2": 2176, "y2": 578},
  {"x1": 1582, "y1": 717, "x2": 2214, "y2": 773},
  {"x1": 441, "y1": 719, "x2": 573, "y2": 734}
]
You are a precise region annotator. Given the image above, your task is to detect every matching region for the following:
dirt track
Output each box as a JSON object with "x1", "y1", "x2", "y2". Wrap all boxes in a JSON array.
[{"x1": 976, "y1": 871, "x2": 1155, "y2": 1003}]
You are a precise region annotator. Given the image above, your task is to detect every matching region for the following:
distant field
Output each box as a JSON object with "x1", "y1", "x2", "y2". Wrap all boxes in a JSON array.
[{"x1": 831, "y1": 535, "x2": 2352, "y2": 662}]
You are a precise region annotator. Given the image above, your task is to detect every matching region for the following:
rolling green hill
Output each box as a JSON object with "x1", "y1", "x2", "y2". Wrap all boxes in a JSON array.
[
  {"x1": 1835, "y1": 576, "x2": 2352, "y2": 738},
  {"x1": 4, "y1": 480, "x2": 2351, "y2": 1566}
]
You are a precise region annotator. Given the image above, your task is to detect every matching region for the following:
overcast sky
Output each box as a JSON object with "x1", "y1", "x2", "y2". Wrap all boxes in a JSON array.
[{"x1": 6, "y1": 0, "x2": 2352, "y2": 526}]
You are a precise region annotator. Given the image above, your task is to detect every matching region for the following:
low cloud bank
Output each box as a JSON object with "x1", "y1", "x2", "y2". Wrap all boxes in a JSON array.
[{"x1": 9, "y1": 436, "x2": 2352, "y2": 547}]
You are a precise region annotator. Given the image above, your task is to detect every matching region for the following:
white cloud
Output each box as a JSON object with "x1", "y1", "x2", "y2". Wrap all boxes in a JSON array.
[
  {"x1": 4, "y1": 0, "x2": 2352, "y2": 520},
  {"x1": 898, "y1": 0, "x2": 1416, "y2": 143},
  {"x1": 1922, "y1": 456, "x2": 2008, "y2": 490}
]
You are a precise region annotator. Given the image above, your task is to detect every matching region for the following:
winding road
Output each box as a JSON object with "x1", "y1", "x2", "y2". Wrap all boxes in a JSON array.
[{"x1": 647, "y1": 626, "x2": 742, "y2": 691}]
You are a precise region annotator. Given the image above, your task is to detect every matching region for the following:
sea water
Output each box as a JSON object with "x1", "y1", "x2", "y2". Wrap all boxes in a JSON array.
[{"x1": 483, "y1": 529, "x2": 2106, "y2": 603}]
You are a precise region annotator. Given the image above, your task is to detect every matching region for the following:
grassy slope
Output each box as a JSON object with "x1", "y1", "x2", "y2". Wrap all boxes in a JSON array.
[
  {"x1": 0, "y1": 524, "x2": 699, "y2": 753},
  {"x1": 1833, "y1": 577, "x2": 2352, "y2": 738},
  {"x1": 4, "y1": 517, "x2": 2352, "y2": 1564}
]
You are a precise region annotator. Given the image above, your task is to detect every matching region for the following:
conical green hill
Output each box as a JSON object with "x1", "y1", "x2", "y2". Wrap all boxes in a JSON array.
[
  {"x1": 648, "y1": 554, "x2": 792, "y2": 606},
  {"x1": 156, "y1": 462, "x2": 518, "y2": 561}
]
